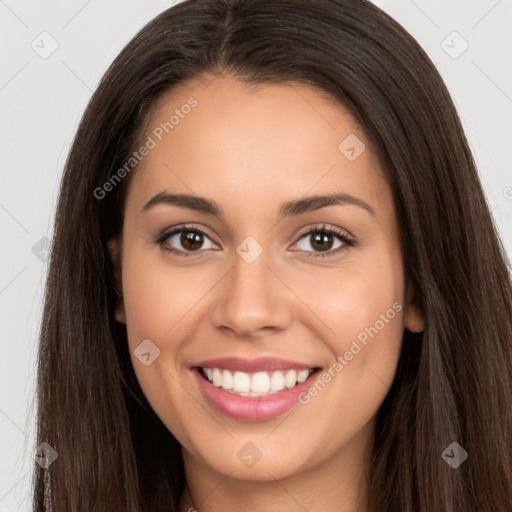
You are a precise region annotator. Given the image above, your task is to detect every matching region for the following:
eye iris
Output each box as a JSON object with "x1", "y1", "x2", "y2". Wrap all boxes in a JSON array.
[
  {"x1": 311, "y1": 232, "x2": 333, "y2": 251},
  {"x1": 181, "y1": 231, "x2": 203, "y2": 251}
]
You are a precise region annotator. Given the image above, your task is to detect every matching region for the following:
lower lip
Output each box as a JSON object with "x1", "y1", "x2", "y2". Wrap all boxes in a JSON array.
[{"x1": 192, "y1": 367, "x2": 320, "y2": 422}]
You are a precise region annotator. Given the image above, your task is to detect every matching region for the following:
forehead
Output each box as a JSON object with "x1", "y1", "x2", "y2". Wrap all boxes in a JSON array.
[{"x1": 125, "y1": 75, "x2": 388, "y2": 217}]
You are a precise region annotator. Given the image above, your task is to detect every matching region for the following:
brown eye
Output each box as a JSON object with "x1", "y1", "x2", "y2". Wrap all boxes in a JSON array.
[
  {"x1": 157, "y1": 226, "x2": 217, "y2": 256},
  {"x1": 180, "y1": 230, "x2": 205, "y2": 251},
  {"x1": 309, "y1": 232, "x2": 336, "y2": 252},
  {"x1": 292, "y1": 225, "x2": 355, "y2": 259}
]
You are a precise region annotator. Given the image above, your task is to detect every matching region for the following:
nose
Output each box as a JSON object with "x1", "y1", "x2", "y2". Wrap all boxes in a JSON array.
[{"x1": 210, "y1": 249, "x2": 293, "y2": 338}]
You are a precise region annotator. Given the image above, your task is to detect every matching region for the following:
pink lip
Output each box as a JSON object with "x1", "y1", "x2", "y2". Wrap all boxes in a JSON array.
[
  {"x1": 191, "y1": 366, "x2": 321, "y2": 422},
  {"x1": 192, "y1": 356, "x2": 315, "y2": 373}
]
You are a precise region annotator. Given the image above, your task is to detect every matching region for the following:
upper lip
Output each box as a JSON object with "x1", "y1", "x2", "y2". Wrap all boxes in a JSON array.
[{"x1": 192, "y1": 357, "x2": 318, "y2": 373}]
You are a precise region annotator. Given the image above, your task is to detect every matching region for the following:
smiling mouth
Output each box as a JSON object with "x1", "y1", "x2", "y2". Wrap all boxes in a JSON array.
[{"x1": 197, "y1": 366, "x2": 321, "y2": 397}]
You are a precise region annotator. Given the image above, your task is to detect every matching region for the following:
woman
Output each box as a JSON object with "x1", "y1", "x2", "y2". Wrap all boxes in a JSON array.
[{"x1": 33, "y1": 0, "x2": 512, "y2": 510}]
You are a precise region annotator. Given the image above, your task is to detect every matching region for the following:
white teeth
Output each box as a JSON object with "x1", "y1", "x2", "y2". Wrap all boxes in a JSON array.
[
  {"x1": 222, "y1": 369, "x2": 233, "y2": 389},
  {"x1": 270, "y1": 371, "x2": 285, "y2": 391},
  {"x1": 201, "y1": 367, "x2": 314, "y2": 395},
  {"x1": 297, "y1": 369, "x2": 309, "y2": 383},
  {"x1": 284, "y1": 370, "x2": 297, "y2": 388},
  {"x1": 233, "y1": 371, "x2": 251, "y2": 392},
  {"x1": 212, "y1": 368, "x2": 223, "y2": 387},
  {"x1": 251, "y1": 372, "x2": 270, "y2": 393}
]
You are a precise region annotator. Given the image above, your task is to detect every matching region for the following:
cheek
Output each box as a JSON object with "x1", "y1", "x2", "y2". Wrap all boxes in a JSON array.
[
  {"x1": 121, "y1": 247, "x2": 204, "y2": 347},
  {"x1": 120, "y1": 250, "x2": 203, "y2": 439},
  {"x1": 120, "y1": 247, "x2": 193, "y2": 394},
  {"x1": 292, "y1": 246, "x2": 405, "y2": 439},
  {"x1": 291, "y1": 244, "x2": 404, "y2": 351},
  {"x1": 292, "y1": 243, "x2": 405, "y2": 413}
]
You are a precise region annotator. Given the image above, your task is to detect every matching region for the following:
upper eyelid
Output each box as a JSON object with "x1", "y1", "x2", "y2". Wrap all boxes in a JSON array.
[{"x1": 295, "y1": 224, "x2": 353, "y2": 240}]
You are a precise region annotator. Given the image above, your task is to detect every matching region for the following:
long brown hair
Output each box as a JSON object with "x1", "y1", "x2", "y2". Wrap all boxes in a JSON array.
[{"x1": 33, "y1": 0, "x2": 512, "y2": 510}]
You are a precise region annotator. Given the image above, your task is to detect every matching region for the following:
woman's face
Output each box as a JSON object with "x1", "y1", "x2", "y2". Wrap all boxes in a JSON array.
[{"x1": 111, "y1": 75, "x2": 424, "y2": 483}]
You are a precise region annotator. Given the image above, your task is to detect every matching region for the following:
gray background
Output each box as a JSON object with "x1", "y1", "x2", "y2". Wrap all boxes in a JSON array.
[{"x1": 1, "y1": 1, "x2": 511, "y2": 509}]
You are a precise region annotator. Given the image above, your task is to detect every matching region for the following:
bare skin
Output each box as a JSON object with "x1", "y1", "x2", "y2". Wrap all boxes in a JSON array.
[{"x1": 109, "y1": 74, "x2": 425, "y2": 512}]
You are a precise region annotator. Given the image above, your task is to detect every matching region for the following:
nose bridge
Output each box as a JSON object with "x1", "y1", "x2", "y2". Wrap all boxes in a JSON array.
[{"x1": 211, "y1": 236, "x2": 292, "y2": 336}]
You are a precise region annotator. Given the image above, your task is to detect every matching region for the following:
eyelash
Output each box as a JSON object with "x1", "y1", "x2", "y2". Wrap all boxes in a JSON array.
[{"x1": 154, "y1": 223, "x2": 355, "y2": 259}]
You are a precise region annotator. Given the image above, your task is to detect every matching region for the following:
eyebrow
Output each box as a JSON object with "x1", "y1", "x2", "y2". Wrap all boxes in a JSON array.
[{"x1": 141, "y1": 190, "x2": 376, "y2": 218}]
